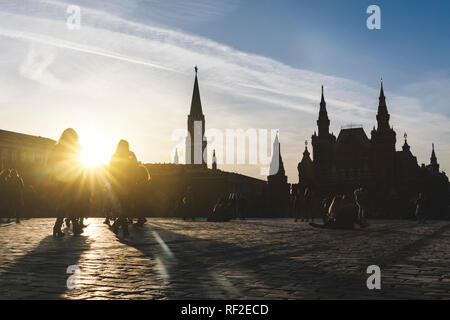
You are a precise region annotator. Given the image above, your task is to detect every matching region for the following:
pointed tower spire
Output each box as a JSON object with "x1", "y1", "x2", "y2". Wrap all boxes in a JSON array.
[
  {"x1": 429, "y1": 143, "x2": 440, "y2": 172},
  {"x1": 376, "y1": 78, "x2": 390, "y2": 131},
  {"x1": 320, "y1": 85, "x2": 326, "y2": 112},
  {"x1": 189, "y1": 66, "x2": 203, "y2": 116},
  {"x1": 269, "y1": 132, "x2": 285, "y2": 176},
  {"x1": 317, "y1": 85, "x2": 330, "y2": 136},
  {"x1": 431, "y1": 143, "x2": 437, "y2": 164}
]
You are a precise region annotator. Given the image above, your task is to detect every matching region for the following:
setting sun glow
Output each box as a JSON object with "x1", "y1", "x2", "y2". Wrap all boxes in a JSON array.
[{"x1": 80, "y1": 135, "x2": 112, "y2": 167}]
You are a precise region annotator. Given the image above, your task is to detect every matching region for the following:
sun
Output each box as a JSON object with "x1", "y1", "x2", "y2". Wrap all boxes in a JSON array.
[{"x1": 79, "y1": 134, "x2": 111, "y2": 167}]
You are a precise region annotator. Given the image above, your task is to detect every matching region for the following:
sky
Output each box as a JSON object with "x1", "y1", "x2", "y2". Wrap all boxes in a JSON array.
[{"x1": 0, "y1": 0, "x2": 449, "y2": 182}]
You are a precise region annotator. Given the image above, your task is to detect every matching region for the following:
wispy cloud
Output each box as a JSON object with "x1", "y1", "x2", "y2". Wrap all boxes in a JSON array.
[{"x1": 0, "y1": 0, "x2": 449, "y2": 181}]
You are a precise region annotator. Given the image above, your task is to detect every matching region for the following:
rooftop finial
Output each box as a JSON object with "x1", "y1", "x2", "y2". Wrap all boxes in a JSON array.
[{"x1": 194, "y1": 65, "x2": 198, "y2": 74}]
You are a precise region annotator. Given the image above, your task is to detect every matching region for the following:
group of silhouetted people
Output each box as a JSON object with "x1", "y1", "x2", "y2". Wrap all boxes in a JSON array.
[
  {"x1": 207, "y1": 192, "x2": 247, "y2": 222},
  {"x1": 0, "y1": 168, "x2": 24, "y2": 224},
  {"x1": 293, "y1": 186, "x2": 370, "y2": 230},
  {"x1": 49, "y1": 128, "x2": 150, "y2": 237}
]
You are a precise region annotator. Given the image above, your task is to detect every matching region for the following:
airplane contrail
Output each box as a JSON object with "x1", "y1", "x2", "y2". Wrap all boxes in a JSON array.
[{"x1": 0, "y1": 27, "x2": 181, "y2": 74}]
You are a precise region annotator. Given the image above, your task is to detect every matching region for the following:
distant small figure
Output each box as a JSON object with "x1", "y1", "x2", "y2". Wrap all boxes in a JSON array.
[
  {"x1": 7, "y1": 169, "x2": 24, "y2": 223},
  {"x1": 293, "y1": 188, "x2": 302, "y2": 222},
  {"x1": 415, "y1": 193, "x2": 427, "y2": 224},
  {"x1": 354, "y1": 187, "x2": 369, "y2": 227},
  {"x1": 302, "y1": 187, "x2": 313, "y2": 222},
  {"x1": 134, "y1": 158, "x2": 151, "y2": 227},
  {"x1": 184, "y1": 186, "x2": 195, "y2": 221}
]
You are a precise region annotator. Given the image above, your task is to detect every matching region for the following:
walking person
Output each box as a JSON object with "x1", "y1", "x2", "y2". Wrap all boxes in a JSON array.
[
  {"x1": 354, "y1": 187, "x2": 369, "y2": 227},
  {"x1": 133, "y1": 156, "x2": 151, "y2": 227},
  {"x1": 0, "y1": 169, "x2": 11, "y2": 223},
  {"x1": 415, "y1": 193, "x2": 427, "y2": 224},
  {"x1": 181, "y1": 185, "x2": 194, "y2": 221},
  {"x1": 7, "y1": 169, "x2": 24, "y2": 223},
  {"x1": 47, "y1": 128, "x2": 84, "y2": 237},
  {"x1": 302, "y1": 187, "x2": 312, "y2": 222},
  {"x1": 293, "y1": 187, "x2": 303, "y2": 222},
  {"x1": 108, "y1": 140, "x2": 136, "y2": 237}
]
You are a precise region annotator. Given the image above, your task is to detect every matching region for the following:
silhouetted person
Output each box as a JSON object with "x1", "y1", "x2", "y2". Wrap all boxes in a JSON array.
[
  {"x1": 102, "y1": 183, "x2": 114, "y2": 226},
  {"x1": 354, "y1": 187, "x2": 369, "y2": 227},
  {"x1": 7, "y1": 169, "x2": 24, "y2": 223},
  {"x1": 133, "y1": 156, "x2": 151, "y2": 227},
  {"x1": 320, "y1": 197, "x2": 332, "y2": 223},
  {"x1": 415, "y1": 193, "x2": 426, "y2": 224},
  {"x1": 302, "y1": 187, "x2": 313, "y2": 222},
  {"x1": 48, "y1": 128, "x2": 84, "y2": 237},
  {"x1": 0, "y1": 169, "x2": 10, "y2": 222},
  {"x1": 109, "y1": 139, "x2": 137, "y2": 237},
  {"x1": 335, "y1": 195, "x2": 358, "y2": 229},
  {"x1": 181, "y1": 185, "x2": 194, "y2": 221},
  {"x1": 293, "y1": 188, "x2": 303, "y2": 222}
]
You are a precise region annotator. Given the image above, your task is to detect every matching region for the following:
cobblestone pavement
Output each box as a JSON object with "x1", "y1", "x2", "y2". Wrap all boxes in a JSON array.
[{"x1": 0, "y1": 218, "x2": 449, "y2": 299}]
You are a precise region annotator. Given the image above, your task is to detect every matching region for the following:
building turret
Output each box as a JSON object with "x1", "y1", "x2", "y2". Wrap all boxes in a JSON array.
[
  {"x1": 402, "y1": 133, "x2": 410, "y2": 152},
  {"x1": 297, "y1": 140, "x2": 314, "y2": 185}
]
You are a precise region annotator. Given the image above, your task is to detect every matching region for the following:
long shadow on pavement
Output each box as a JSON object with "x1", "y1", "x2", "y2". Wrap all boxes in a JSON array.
[
  {"x1": 115, "y1": 221, "x2": 405, "y2": 299},
  {"x1": 0, "y1": 233, "x2": 91, "y2": 299}
]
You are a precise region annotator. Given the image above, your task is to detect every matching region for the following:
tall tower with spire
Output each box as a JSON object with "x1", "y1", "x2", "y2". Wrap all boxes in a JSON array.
[
  {"x1": 311, "y1": 86, "x2": 336, "y2": 182},
  {"x1": 185, "y1": 66, "x2": 207, "y2": 167},
  {"x1": 371, "y1": 79, "x2": 396, "y2": 181}
]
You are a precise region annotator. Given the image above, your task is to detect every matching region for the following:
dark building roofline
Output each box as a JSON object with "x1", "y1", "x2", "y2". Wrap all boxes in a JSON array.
[{"x1": 0, "y1": 129, "x2": 56, "y2": 147}]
